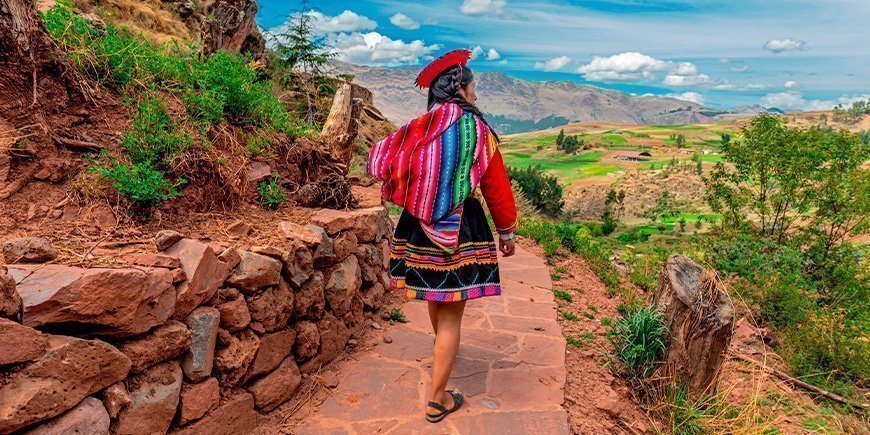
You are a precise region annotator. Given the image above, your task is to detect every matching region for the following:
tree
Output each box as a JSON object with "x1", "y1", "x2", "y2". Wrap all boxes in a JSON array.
[
  {"x1": 507, "y1": 165, "x2": 564, "y2": 217},
  {"x1": 556, "y1": 129, "x2": 565, "y2": 147},
  {"x1": 643, "y1": 189, "x2": 679, "y2": 223},
  {"x1": 705, "y1": 114, "x2": 868, "y2": 245},
  {"x1": 271, "y1": 0, "x2": 336, "y2": 75},
  {"x1": 675, "y1": 133, "x2": 686, "y2": 148}
]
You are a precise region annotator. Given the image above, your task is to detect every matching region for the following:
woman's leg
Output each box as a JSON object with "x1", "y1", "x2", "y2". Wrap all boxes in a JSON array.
[
  {"x1": 427, "y1": 301, "x2": 439, "y2": 333},
  {"x1": 427, "y1": 300, "x2": 467, "y2": 414}
]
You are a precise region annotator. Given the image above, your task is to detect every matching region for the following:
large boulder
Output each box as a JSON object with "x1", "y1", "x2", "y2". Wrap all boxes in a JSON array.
[
  {"x1": 169, "y1": 392, "x2": 256, "y2": 435},
  {"x1": 246, "y1": 279, "x2": 294, "y2": 332},
  {"x1": 20, "y1": 397, "x2": 109, "y2": 435},
  {"x1": 112, "y1": 361, "x2": 183, "y2": 435},
  {"x1": 226, "y1": 250, "x2": 281, "y2": 293},
  {"x1": 0, "y1": 335, "x2": 131, "y2": 433},
  {"x1": 182, "y1": 308, "x2": 220, "y2": 382},
  {"x1": 178, "y1": 377, "x2": 220, "y2": 426},
  {"x1": 2, "y1": 237, "x2": 58, "y2": 263},
  {"x1": 324, "y1": 255, "x2": 362, "y2": 317},
  {"x1": 116, "y1": 320, "x2": 191, "y2": 373},
  {"x1": 294, "y1": 271, "x2": 325, "y2": 320},
  {"x1": 245, "y1": 356, "x2": 302, "y2": 411},
  {"x1": 8, "y1": 265, "x2": 175, "y2": 338},
  {"x1": 0, "y1": 318, "x2": 47, "y2": 366},
  {"x1": 165, "y1": 239, "x2": 229, "y2": 319},
  {"x1": 0, "y1": 265, "x2": 22, "y2": 321},
  {"x1": 244, "y1": 328, "x2": 296, "y2": 382},
  {"x1": 214, "y1": 329, "x2": 260, "y2": 385}
]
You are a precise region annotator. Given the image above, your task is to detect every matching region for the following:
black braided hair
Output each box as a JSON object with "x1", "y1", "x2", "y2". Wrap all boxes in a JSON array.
[{"x1": 427, "y1": 65, "x2": 499, "y2": 141}]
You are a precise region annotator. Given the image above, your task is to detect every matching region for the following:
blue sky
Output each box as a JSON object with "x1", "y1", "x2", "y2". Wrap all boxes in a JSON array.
[{"x1": 258, "y1": 0, "x2": 870, "y2": 110}]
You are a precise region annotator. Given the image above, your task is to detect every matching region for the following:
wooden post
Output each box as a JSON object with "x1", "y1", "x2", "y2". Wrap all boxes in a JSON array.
[{"x1": 652, "y1": 255, "x2": 734, "y2": 398}]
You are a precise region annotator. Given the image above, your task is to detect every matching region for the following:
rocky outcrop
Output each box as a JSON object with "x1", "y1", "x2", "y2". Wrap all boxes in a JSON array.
[
  {"x1": 0, "y1": 335, "x2": 131, "y2": 433},
  {"x1": 9, "y1": 265, "x2": 175, "y2": 337},
  {"x1": 652, "y1": 255, "x2": 734, "y2": 399},
  {"x1": 201, "y1": 0, "x2": 265, "y2": 60}
]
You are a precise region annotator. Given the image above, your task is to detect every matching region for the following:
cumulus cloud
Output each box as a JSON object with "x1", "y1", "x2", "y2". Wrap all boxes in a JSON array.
[
  {"x1": 784, "y1": 80, "x2": 798, "y2": 89},
  {"x1": 460, "y1": 0, "x2": 507, "y2": 16},
  {"x1": 761, "y1": 91, "x2": 869, "y2": 111},
  {"x1": 730, "y1": 65, "x2": 749, "y2": 73},
  {"x1": 470, "y1": 45, "x2": 485, "y2": 60},
  {"x1": 301, "y1": 10, "x2": 377, "y2": 35},
  {"x1": 763, "y1": 38, "x2": 807, "y2": 53},
  {"x1": 535, "y1": 55, "x2": 572, "y2": 71},
  {"x1": 330, "y1": 32, "x2": 441, "y2": 67},
  {"x1": 666, "y1": 92, "x2": 705, "y2": 105},
  {"x1": 576, "y1": 52, "x2": 711, "y2": 87},
  {"x1": 390, "y1": 13, "x2": 420, "y2": 30},
  {"x1": 486, "y1": 48, "x2": 501, "y2": 60}
]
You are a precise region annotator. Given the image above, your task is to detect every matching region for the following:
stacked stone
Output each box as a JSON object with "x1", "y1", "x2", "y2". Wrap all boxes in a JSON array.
[{"x1": 0, "y1": 205, "x2": 390, "y2": 434}]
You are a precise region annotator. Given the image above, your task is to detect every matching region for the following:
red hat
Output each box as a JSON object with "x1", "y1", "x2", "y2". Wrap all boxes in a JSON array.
[{"x1": 415, "y1": 49, "x2": 472, "y2": 89}]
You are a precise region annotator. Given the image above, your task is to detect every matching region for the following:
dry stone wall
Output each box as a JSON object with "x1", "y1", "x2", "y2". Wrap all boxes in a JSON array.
[{"x1": 0, "y1": 206, "x2": 391, "y2": 434}]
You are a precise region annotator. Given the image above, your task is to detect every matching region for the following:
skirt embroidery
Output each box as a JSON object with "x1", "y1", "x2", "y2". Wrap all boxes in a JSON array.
[{"x1": 389, "y1": 198, "x2": 502, "y2": 302}]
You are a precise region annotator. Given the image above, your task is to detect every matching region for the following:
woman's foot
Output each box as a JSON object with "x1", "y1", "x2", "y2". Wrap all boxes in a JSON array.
[{"x1": 425, "y1": 390, "x2": 464, "y2": 423}]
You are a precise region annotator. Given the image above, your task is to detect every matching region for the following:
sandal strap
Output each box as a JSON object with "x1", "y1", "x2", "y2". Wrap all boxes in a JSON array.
[
  {"x1": 446, "y1": 391, "x2": 464, "y2": 411},
  {"x1": 427, "y1": 400, "x2": 448, "y2": 415}
]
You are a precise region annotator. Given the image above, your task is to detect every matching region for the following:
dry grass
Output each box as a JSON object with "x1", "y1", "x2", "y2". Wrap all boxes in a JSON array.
[{"x1": 75, "y1": 0, "x2": 195, "y2": 42}]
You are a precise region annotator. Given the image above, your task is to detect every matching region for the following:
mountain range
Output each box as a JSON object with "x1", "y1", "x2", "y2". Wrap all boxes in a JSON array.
[{"x1": 332, "y1": 62, "x2": 777, "y2": 133}]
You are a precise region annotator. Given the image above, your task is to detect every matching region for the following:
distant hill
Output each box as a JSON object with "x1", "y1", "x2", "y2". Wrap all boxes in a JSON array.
[{"x1": 331, "y1": 62, "x2": 774, "y2": 131}]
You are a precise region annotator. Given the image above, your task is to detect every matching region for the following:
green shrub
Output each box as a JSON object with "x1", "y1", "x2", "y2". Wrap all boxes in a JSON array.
[
  {"x1": 121, "y1": 96, "x2": 191, "y2": 166},
  {"x1": 608, "y1": 305, "x2": 668, "y2": 379},
  {"x1": 182, "y1": 88, "x2": 225, "y2": 126},
  {"x1": 507, "y1": 165, "x2": 564, "y2": 216},
  {"x1": 257, "y1": 174, "x2": 286, "y2": 209},
  {"x1": 98, "y1": 161, "x2": 184, "y2": 207}
]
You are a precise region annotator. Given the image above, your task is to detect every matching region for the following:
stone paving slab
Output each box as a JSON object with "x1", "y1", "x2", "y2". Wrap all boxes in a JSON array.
[{"x1": 296, "y1": 244, "x2": 569, "y2": 434}]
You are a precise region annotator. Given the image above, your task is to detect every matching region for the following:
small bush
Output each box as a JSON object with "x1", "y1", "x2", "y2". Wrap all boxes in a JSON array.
[
  {"x1": 257, "y1": 174, "x2": 286, "y2": 209},
  {"x1": 121, "y1": 96, "x2": 191, "y2": 166},
  {"x1": 553, "y1": 289, "x2": 573, "y2": 302},
  {"x1": 608, "y1": 305, "x2": 668, "y2": 379},
  {"x1": 507, "y1": 165, "x2": 564, "y2": 216},
  {"x1": 98, "y1": 161, "x2": 184, "y2": 207},
  {"x1": 383, "y1": 308, "x2": 408, "y2": 324}
]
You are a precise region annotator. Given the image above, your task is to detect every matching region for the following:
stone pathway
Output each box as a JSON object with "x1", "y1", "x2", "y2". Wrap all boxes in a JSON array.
[{"x1": 297, "y1": 244, "x2": 570, "y2": 434}]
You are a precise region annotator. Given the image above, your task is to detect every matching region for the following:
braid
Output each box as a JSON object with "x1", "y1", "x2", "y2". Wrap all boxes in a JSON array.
[{"x1": 427, "y1": 65, "x2": 499, "y2": 141}]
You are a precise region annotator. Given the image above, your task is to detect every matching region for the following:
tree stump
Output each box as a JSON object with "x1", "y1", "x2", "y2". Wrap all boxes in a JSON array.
[
  {"x1": 319, "y1": 82, "x2": 361, "y2": 167},
  {"x1": 652, "y1": 255, "x2": 733, "y2": 398}
]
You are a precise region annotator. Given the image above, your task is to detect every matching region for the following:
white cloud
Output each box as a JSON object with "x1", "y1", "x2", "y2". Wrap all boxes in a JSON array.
[
  {"x1": 535, "y1": 55, "x2": 572, "y2": 71},
  {"x1": 302, "y1": 10, "x2": 377, "y2": 35},
  {"x1": 763, "y1": 38, "x2": 807, "y2": 53},
  {"x1": 470, "y1": 45, "x2": 485, "y2": 60},
  {"x1": 460, "y1": 0, "x2": 507, "y2": 16},
  {"x1": 329, "y1": 32, "x2": 441, "y2": 67},
  {"x1": 390, "y1": 13, "x2": 420, "y2": 30},
  {"x1": 666, "y1": 92, "x2": 705, "y2": 105},
  {"x1": 486, "y1": 48, "x2": 501, "y2": 60},
  {"x1": 784, "y1": 80, "x2": 798, "y2": 89},
  {"x1": 730, "y1": 65, "x2": 749, "y2": 73},
  {"x1": 718, "y1": 58, "x2": 731, "y2": 64},
  {"x1": 761, "y1": 91, "x2": 870, "y2": 111},
  {"x1": 745, "y1": 83, "x2": 767, "y2": 90},
  {"x1": 576, "y1": 52, "x2": 711, "y2": 87}
]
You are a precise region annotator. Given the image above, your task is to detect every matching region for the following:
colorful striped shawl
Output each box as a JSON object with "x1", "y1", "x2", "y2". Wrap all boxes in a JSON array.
[{"x1": 367, "y1": 103, "x2": 498, "y2": 252}]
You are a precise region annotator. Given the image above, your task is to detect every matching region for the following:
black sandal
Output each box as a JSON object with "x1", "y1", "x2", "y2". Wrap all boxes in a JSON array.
[{"x1": 426, "y1": 390, "x2": 464, "y2": 423}]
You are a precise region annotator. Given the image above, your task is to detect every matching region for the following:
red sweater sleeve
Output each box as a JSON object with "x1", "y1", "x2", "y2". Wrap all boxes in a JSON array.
[{"x1": 480, "y1": 149, "x2": 517, "y2": 235}]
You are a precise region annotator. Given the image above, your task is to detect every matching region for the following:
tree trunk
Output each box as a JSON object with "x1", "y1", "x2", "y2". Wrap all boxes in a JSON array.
[
  {"x1": 652, "y1": 255, "x2": 734, "y2": 399},
  {"x1": 319, "y1": 82, "x2": 361, "y2": 168}
]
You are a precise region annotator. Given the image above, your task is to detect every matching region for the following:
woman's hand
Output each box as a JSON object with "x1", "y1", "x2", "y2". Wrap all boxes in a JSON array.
[{"x1": 499, "y1": 237, "x2": 516, "y2": 257}]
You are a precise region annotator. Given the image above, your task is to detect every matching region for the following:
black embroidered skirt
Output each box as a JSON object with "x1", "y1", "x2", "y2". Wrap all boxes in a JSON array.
[{"x1": 389, "y1": 198, "x2": 502, "y2": 302}]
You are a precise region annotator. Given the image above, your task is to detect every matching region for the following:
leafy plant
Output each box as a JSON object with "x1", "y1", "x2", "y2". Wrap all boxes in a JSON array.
[
  {"x1": 507, "y1": 165, "x2": 564, "y2": 217},
  {"x1": 553, "y1": 289, "x2": 573, "y2": 302},
  {"x1": 608, "y1": 305, "x2": 668, "y2": 379},
  {"x1": 98, "y1": 161, "x2": 184, "y2": 207},
  {"x1": 561, "y1": 311, "x2": 579, "y2": 321},
  {"x1": 257, "y1": 174, "x2": 286, "y2": 209},
  {"x1": 383, "y1": 308, "x2": 408, "y2": 324}
]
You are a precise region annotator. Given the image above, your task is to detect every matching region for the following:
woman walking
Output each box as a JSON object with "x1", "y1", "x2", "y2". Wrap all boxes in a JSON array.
[{"x1": 367, "y1": 49, "x2": 517, "y2": 423}]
